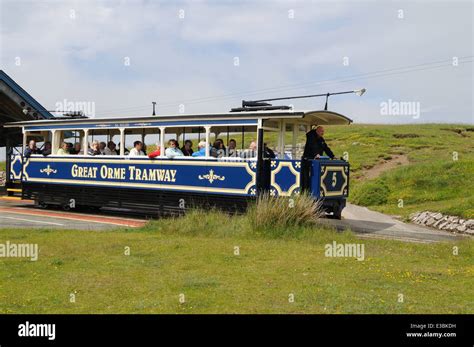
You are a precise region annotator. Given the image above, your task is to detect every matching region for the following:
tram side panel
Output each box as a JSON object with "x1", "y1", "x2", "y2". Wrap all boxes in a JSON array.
[
  {"x1": 19, "y1": 156, "x2": 257, "y2": 213},
  {"x1": 310, "y1": 159, "x2": 350, "y2": 218}
]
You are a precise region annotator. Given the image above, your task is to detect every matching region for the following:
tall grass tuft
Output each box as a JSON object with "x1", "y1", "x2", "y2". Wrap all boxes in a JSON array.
[{"x1": 247, "y1": 192, "x2": 323, "y2": 237}]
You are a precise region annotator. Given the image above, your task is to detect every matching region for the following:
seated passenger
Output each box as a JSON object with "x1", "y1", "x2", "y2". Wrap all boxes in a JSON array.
[
  {"x1": 129, "y1": 141, "x2": 145, "y2": 156},
  {"x1": 211, "y1": 140, "x2": 225, "y2": 158},
  {"x1": 42, "y1": 141, "x2": 52, "y2": 156},
  {"x1": 192, "y1": 141, "x2": 207, "y2": 157},
  {"x1": 148, "y1": 143, "x2": 161, "y2": 159},
  {"x1": 57, "y1": 141, "x2": 70, "y2": 155},
  {"x1": 99, "y1": 142, "x2": 107, "y2": 155},
  {"x1": 181, "y1": 140, "x2": 194, "y2": 156},
  {"x1": 227, "y1": 139, "x2": 237, "y2": 157},
  {"x1": 89, "y1": 140, "x2": 103, "y2": 156},
  {"x1": 216, "y1": 138, "x2": 226, "y2": 153},
  {"x1": 240, "y1": 140, "x2": 257, "y2": 159},
  {"x1": 104, "y1": 141, "x2": 118, "y2": 155},
  {"x1": 165, "y1": 139, "x2": 184, "y2": 158},
  {"x1": 67, "y1": 142, "x2": 74, "y2": 153},
  {"x1": 117, "y1": 142, "x2": 129, "y2": 155},
  {"x1": 24, "y1": 140, "x2": 41, "y2": 157},
  {"x1": 70, "y1": 142, "x2": 81, "y2": 155},
  {"x1": 263, "y1": 143, "x2": 276, "y2": 159}
]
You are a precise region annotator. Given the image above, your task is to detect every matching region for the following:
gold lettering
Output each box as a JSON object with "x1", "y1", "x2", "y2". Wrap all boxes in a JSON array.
[{"x1": 128, "y1": 166, "x2": 136, "y2": 180}]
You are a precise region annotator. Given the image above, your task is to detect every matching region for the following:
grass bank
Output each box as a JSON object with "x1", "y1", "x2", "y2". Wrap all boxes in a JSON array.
[
  {"x1": 0, "y1": 209, "x2": 472, "y2": 314},
  {"x1": 326, "y1": 124, "x2": 474, "y2": 219}
]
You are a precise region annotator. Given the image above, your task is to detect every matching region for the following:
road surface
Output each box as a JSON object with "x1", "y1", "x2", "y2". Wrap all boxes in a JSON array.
[
  {"x1": 0, "y1": 197, "x2": 146, "y2": 230},
  {"x1": 323, "y1": 203, "x2": 467, "y2": 243},
  {"x1": 0, "y1": 197, "x2": 469, "y2": 243}
]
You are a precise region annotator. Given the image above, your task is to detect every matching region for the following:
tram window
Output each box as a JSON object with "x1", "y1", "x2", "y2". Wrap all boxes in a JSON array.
[
  {"x1": 24, "y1": 131, "x2": 51, "y2": 156},
  {"x1": 56, "y1": 130, "x2": 85, "y2": 155},
  {"x1": 87, "y1": 129, "x2": 121, "y2": 155}
]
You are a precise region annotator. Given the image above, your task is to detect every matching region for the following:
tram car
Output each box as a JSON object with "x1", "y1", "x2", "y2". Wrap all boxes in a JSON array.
[{"x1": 4, "y1": 103, "x2": 352, "y2": 219}]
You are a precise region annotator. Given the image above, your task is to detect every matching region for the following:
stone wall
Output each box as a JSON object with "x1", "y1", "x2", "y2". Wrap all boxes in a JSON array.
[
  {"x1": 0, "y1": 171, "x2": 5, "y2": 186},
  {"x1": 410, "y1": 211, "x2": 473, "y2": 235}
]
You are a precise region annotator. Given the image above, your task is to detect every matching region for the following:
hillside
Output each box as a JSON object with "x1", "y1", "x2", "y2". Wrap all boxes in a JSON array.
[{"x1": 326, "y1": 124, "x2": 474, "y2": 219}]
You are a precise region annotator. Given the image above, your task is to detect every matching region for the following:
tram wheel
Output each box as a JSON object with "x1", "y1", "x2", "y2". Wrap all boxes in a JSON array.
[{"x1": 37, "y1": 201, "x2": 48, "y2": 209}]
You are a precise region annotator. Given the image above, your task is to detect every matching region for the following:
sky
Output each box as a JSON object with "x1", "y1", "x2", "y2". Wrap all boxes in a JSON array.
[{"x1": 0, "y1": 0, "x2": 473, "y2": 125}]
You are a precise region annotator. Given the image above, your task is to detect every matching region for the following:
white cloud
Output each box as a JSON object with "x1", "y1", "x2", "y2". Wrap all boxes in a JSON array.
[{"x1": 0, "y1": 0, "x2": 472, "y2": 123}]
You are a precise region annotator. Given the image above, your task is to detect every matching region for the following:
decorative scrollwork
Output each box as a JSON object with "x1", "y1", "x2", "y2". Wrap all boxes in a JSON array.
[
  {"x1": 40, "y1": 165, "x2": 57, "y2": 176},
  {"x1": 198, "y1": 169, "x2": 225, "y2": 184}
]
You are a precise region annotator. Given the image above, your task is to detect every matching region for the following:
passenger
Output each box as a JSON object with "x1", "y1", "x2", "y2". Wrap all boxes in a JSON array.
[
  {"x1": 165, "y1": 139, "x2": 184, "y2": 158},
  {"x1": 67, "y1": 142, "x2": 74, "y2": 153},
  {"x1": 192, "y1": 141, "x2": 207, "y2": 157},
  {"x1": 24, "y1": 140, "x2": 41, "y2": 157},
  {"x1": 57, "y1": 141, "x2": 70, "y2": 155},
  {"x1": 148, "y1": 143, "x2": 161, "y2": 159},
  {"x1": 42, "y1": 141, "x2": 52, "y2": 156},
  {"x1": 227, "y1": 139, "x2": 237, "y2": 157},
  {"x1": 71, "y1": 142, "x2": 82, "y2": 155},
  {"x1": 129, "y1": 141, "x2": 145, "y2": 156},
  {"x1": 211, "y1": 140, "x2": 225, "y2": 158},
  {"x1": 181, "y1": 140, "x2": 194, "y2": 156},
  {"x1": 241, "y1": 140, "x2": 257, "y2": 158},
  {"x1": 263, "y1": 143, "x2": 276, "y2": 159},
  {"x1": 216, "y1": 138, "x2": 226, "y2": 153},
  {"x1": 104, "y1": 141, "x2": 118, "y2": 155},
  {"x1": 89, "y1": 140, "x2": 103, "y2": 156},
  {"x1": 117, "y1": 142, "x2": 129, "y2": 155},
  {"x1": 99, "y1": 142, "x2": 107, "y2": 155}
]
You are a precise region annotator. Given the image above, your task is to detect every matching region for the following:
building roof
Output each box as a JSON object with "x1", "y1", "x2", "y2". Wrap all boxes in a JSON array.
[{"x1": 0, "y1": 70, "x2": 55, "y2": 146}]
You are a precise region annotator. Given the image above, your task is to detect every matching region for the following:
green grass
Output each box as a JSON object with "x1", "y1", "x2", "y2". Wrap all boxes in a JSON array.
[
  {"x1": 0, "y1": 161, "x2": 5, "y2": 172},
  {"x1": 0, "y1": 210, "x2": 473, "y2": 314},
  {"x1": 225, "y1": 124, "x2": 473, "y2": 218},
  {"x1": 325, "y1": 124, "x2": 474, "y2": 219}
]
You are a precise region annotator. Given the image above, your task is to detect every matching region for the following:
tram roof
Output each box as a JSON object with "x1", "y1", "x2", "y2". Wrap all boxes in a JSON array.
[{"x1": 4, "y1": 109, "x2": 352, "y2": 129}]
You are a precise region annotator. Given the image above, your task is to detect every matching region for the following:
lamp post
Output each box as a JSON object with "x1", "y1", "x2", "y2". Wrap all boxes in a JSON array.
[{"x1": 152, "y1": 101, "x2": 157, "y2": 116}]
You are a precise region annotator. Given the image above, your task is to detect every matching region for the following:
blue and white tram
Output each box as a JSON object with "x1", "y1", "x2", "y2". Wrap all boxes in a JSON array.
[{"x1": 4, "y1": 109, "x2": 351, "y2": 218}]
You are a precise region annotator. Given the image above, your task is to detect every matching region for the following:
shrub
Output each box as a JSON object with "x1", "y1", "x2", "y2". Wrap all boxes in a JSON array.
[{"x1": 246, "y1": 192, "x2": 323, "y2": 236}]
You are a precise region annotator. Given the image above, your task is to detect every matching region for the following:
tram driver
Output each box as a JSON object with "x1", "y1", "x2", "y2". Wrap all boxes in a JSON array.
[{"x1": 303, "y1": 125, "x2": 335, "y2": 160}]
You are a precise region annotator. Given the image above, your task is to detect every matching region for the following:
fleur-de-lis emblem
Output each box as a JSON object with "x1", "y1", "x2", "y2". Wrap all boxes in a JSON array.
[
  {"x1": 198, "y1": 169, "x2": 225, "y2": 184},
  {"x1": 40, "y1": 165, "x2": 57, "y2": 176}
]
